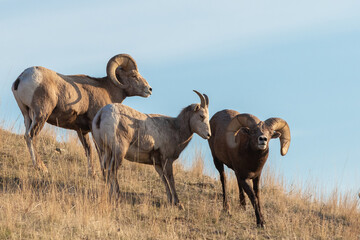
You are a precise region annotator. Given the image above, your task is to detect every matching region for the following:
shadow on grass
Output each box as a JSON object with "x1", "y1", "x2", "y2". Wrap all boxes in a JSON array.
[
  {"x1": 0, "y1": 176, "x2": 164, "y2": 208},
  {"x1": 118, "y1": 191, "x2": 164, "y2": 208}
]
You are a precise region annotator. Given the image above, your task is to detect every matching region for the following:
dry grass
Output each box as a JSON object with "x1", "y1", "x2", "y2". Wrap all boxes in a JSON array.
[{"x1": 0, "y1": 127, "x2": 359, "y2": 239}]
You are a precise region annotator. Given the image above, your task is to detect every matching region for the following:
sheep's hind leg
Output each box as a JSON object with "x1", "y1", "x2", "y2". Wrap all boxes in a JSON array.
[
  {"x1": 106, "y1": 153, "x2": 121, "y2": 201},
  {"x1": 213, "y1": 157, "x2": 230, "y2": 213},
  {"x1": 98, "y1": 147, "x2": 114, "y2": 196},
  {"x1": 25, "y1": 111, "x2": 49, "y2": 173},
  {"x1": 100, "y1": 148, "x2": 111, "y2": 180},
  {"x1": 106, "y1": 142, "x2": 127, "y2": 201},
  {"x1": 77, "y1": 130, "x2": 96, "y2": 177}
]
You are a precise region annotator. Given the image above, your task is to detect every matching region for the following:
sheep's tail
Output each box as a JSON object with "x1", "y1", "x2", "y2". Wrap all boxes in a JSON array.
[
  {"x1": 12, "y1": 78, "x2": 20, "y2": 91},
  {"x1": 12, "y1": 69, "x2": 26, "y2": 92},
  {"x1": 92, "y1": 109, "x2": 104, "y2": 163},
  {"x1": 95, "y1": 111, "x2": 102, "y2": 129}
]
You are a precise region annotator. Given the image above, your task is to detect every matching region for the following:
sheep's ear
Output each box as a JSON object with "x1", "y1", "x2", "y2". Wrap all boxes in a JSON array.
[
  {"x1": 272, "y1": 131, "x2": 281, "y2": 139},
  {"x1": 240, "y1": 127, "x2": 250, "y2": 135},
  {"x1": 193, "y1": 104, "x2": 201, "y2": 112}
]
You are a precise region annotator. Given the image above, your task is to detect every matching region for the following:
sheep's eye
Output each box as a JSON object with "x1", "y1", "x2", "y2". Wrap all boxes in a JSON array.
[
  {"x1": 200, "y1": 115, "x2": 205, "y2": 120},
  {"x1": 132, "y1": 75, "x2": 137, "y2": 78}
]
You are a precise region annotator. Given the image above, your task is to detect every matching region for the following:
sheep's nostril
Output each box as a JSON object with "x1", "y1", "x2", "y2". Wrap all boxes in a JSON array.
[
  {"x1": 259, "y1": 136, "x2": 267, "y2": 142},
  {"x1": 207, "y1": 133, "x2": 211, "y2": 138},
  {"x1": 149, "y1": 88, "x2": 152, "y2": 92}
]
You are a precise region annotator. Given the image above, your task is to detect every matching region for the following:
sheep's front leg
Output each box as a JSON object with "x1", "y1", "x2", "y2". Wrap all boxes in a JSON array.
[
  {"x1": 239, "y1": 185, "x2": 246, "y2": 210},
  {"x1": 235, "y1": 174, "x2": 265, "y2": 228},
  {"x1": 253, "y1": 176, "x2": 264, "y2": 224},
  {"x1": 155, "y1": 164, "x2": 172, "y2": 204},
  {"x1": 163, "y1": 159, "x2": 182, "y2": 209}
]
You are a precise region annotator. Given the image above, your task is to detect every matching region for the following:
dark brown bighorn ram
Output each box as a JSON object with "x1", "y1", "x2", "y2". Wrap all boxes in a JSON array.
[
  {"x1": 12, "y1": 54, "x2": 152, "y2": 175},
  {"x1": 208, "y1": 109, "x2": 291, "y2": 227}
]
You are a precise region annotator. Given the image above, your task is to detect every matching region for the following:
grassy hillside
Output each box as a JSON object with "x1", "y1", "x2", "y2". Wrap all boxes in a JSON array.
[{"x1": 0, "y1": 128, "x2": 359, "y2": 239}]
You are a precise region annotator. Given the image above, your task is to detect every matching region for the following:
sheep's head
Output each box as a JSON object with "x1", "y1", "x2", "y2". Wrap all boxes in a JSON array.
[
  {"x1": 115, "y1": 69, "x2": 152, "y2": 97},
  {"x1": 239, "y1": 121, "x2": 281, "y2": 152},
  {"x1": 106, "y1": 54, "x2": 152, "y2": 98},
  {"x1": 190, "y1": 90, "x2": 211, "y2": 139},
  {"x1": 226, "y1": 114, "x2": 291, "y2": 156}
]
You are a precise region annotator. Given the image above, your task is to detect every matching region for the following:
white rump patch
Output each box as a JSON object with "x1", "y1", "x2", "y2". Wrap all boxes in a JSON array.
[{"x1": 16, "y1": 67, "x2": 43, "y2": 107}]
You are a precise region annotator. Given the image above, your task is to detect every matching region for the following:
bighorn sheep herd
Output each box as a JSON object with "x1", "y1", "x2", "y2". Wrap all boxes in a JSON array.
[
  {"x1": 12, "y1": 53, "x2": 291, "y2": 227},
  {"x1": 12, "y1": 54, "x2": 152, "y2": 175}
]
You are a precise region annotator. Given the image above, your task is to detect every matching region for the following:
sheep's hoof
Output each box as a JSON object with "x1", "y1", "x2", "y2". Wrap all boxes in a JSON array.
[
  {"x1": 55, "y1": 147, "x2": 66, "y2": 154},
  {"x1": 221, "y1": 208, "x2": 232, "y2": 217},
  {"x1": 257, "y1": 222, "x2": 266, "y2": 229},
  {"x1": 88, "y1": 169, "x2": 97, "y2": 179},
  {"x1": 36, "y1": 162, "x2": 49, "y2": 173},
  {"x1": 176, "y1": 203, "x2": 184, "y2": 210}
]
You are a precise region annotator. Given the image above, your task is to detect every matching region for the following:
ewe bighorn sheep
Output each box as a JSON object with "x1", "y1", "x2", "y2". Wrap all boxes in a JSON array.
[
  {"x1": 208, "y1": 109, "x2": 291, "y2": 227},
  {"x1": 92, "y1": 90, "x2": 211, "y2": 207},
  {"x1": 12, "y1": 54, "x2": 152, "y2": 174}
]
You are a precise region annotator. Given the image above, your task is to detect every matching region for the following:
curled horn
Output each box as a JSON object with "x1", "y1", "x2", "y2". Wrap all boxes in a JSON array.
[
  {"x1": 106, "y1": 54, "x2": 138, "y2": 89},
  {"x1": 265, "y1": 118, "x2": 291, "y2": 156},
  {"x1": 226, "y1": 114, "x2": 260, "y2": 148},
  {"x1": 193, "y1": 90, "x2": 206, "y2": 108}
]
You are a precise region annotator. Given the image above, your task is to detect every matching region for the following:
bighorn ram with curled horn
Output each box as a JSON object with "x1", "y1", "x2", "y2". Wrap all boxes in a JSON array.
[
  {"x1": 92, "y1": 90, "x2": 211, "y2": 207},
  {"x1": 12, "y1": 54, "x2": 152, "y2": 175},
  {"x1": 208, "y1": 109, "x2": 291, "y2": 227}
]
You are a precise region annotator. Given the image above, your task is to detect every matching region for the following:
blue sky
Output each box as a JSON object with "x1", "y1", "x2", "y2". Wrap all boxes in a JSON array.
[{"x1": 1, "y1": 0, "x2": 359, "y2": 199}]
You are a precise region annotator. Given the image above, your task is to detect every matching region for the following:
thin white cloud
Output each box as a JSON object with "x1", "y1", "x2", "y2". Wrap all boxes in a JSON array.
[{"x1": 1, "y1": 0, "x2": 359, "y2": 66}]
